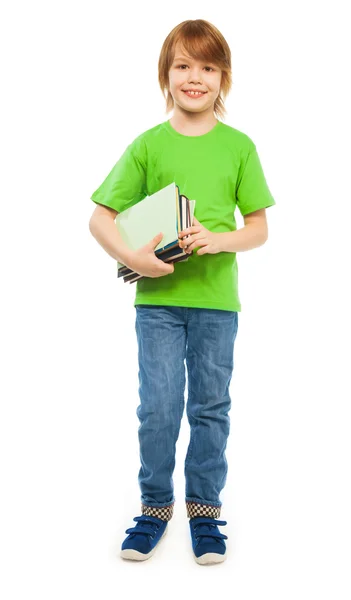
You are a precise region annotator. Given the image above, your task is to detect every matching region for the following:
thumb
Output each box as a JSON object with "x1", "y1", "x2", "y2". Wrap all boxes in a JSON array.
[
  {"x1": 193, "y1": 216, "x2": 199, "y2": 224},
  {"x1": 151, "y1": 231, "x2": 163, "y2": 246}
]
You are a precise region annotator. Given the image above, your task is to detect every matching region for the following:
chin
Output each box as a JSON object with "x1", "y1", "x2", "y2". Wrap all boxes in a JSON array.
[{"x1": 178, "y1": 96, "x2": 210, "y2": 109}]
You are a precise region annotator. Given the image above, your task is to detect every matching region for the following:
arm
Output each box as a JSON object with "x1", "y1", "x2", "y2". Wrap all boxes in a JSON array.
[
  {"x1": 217, "y1": 208, "x2": 268, "y2": 253},
  {"x1": 89, "y1": 204, "x2": 135, "y2": 267}
]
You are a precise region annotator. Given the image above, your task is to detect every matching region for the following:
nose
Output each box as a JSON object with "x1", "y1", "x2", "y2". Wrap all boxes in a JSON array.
[{"x1": 187, "y1": 67, "x2": 203, "y2": 84}]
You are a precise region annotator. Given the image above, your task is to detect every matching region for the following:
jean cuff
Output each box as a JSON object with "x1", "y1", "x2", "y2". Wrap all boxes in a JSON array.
[
  {"x1": 141, "y1": 502, "x2": 174, "y2": 521},
  {"x1": 185, "y1": 500, "x2": 221, "y2": 519}
]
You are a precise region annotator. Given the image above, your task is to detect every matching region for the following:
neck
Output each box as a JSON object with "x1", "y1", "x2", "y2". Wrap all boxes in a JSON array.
[{"x1": 169, "y1": 108, "x2": 218, "y2": 136}]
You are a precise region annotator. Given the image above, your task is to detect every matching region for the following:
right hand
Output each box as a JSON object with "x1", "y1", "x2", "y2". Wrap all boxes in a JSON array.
[{"x1": 129, "y1": 232, "x2": 175, "y2": 278}]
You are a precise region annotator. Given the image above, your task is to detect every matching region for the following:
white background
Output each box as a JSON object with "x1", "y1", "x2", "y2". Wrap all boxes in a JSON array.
[{"x1": 1, "y1": 0, "x2": 350, "y2": 598}]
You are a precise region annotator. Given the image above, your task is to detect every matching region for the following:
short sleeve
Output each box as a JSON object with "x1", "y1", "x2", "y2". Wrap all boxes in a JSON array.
[
  {"x1": 236, "y1": 144, "x2": 276, "y2": 216},
  {"x1": 90, "y1": 135, "x2": 148, "y2": 213}
]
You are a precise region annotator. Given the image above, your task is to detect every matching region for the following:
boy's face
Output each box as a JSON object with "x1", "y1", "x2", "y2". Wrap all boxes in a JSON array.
[{"x1": 168, "y1": 43, "x2": 222, "y2": 115}]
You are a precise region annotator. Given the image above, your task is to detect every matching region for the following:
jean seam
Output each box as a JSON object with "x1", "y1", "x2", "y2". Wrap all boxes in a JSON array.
[
  {"x1": 184, "y1": 365, "x2": 194, "y2": 467},
  {"x1": 178, "y1": 326, "x2": 186, "y2": 439},
  {"x1": 184, "y1": 316, "x2": 195, "y2": 468}
]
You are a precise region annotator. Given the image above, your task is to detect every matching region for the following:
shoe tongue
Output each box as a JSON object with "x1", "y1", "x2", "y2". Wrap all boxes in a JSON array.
[
  {"x1": 132, "y1": 519, "x2": 157, "y2": 539},
  {"x1": 198, "y1": 521, "x2": 221, "y2": 544},
  {"x1": 196, "y1": 518, "x2": 214, "y2": 529},
  {"x1": 138, "y1": 516, "x2": 163, "y2": 531}
]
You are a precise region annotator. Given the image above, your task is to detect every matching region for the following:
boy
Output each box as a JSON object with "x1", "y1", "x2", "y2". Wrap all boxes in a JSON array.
[{"x1": 89, "y1": 19, "x2": 275, "y2": 565}]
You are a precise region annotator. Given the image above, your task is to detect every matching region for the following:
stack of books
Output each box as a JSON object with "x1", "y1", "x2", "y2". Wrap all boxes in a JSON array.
[{"x1": 115, "y1": 182, "x2": 196, "y2": 283}]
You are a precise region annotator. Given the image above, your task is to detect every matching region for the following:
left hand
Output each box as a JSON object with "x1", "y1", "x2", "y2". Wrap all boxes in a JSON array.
[{"x1": 178, "y1": 216, "x2": 221, "y2": 256}]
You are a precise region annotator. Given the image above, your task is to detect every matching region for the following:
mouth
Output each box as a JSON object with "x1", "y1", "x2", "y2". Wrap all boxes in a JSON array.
[{"x1": 182, "y1": 90, "x2": 207, "y2": 98}]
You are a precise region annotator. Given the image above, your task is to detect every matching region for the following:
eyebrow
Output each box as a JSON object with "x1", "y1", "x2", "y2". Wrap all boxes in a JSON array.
[{"x1": 174, "y1": 56, "x2": 214, "y2": 64}]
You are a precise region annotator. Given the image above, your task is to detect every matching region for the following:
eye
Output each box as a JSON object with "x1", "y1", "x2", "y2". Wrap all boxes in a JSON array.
[{"x1": 177, "y1": 65, "x2": 214, "y2": 72}]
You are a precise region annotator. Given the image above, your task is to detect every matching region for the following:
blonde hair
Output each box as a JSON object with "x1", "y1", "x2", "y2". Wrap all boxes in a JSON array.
[{"x1": 158, "y1": 19, "x2": 232, "y2": 120}]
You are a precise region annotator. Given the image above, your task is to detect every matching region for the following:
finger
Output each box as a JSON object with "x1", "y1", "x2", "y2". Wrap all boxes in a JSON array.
[
  {"x1": 179, "y1": 226, "x2": 200, "y2": 238},
  {"x1": 185, "y1": 238, "x2": 207, "y2": 253},
  {"x1": 180, "y1": 234, "x2": 194, "y2": 247}
]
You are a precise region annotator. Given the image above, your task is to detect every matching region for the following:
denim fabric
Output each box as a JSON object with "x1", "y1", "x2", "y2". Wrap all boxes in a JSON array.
[{"x1": 134, "y1": 305, "x2": 238, "y2": 512}]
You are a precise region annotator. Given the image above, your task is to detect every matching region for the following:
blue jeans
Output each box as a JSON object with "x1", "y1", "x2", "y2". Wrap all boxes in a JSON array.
[{"x1": 134, "y1": 305, "x2": 239, "y2": 521}]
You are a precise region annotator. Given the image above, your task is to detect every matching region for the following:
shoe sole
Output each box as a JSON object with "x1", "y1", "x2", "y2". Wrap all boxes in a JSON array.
[
  {"x1": 195, "y1": 552, "x2": 227, "y2": 565},
  {"x1": 120, "y1": 527, "x2": 168, "y2": 561}
]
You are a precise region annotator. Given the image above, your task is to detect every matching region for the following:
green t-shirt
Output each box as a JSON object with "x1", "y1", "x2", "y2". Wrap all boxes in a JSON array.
[{"x1": 90, "y1": 119, "x2": 275, "y2": 311}]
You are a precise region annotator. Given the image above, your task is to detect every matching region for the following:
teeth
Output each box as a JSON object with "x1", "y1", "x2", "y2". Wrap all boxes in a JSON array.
[{"x1": 185, "y1": 91, "x2": 204, "y2": 96}]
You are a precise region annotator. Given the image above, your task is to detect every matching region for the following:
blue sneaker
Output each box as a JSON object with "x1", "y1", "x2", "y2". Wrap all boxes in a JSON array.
[
  {"x1": 120, "y1": 515, "x2": 168, "y2": 561},
  {"x1": 189, "y1": 516, "x2": 228, "y2": 565}
]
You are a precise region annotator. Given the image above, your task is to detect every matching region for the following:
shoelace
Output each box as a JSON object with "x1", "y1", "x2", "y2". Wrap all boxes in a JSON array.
[
  {"x1": 125, "y1": 516, "x2": 162, "y2": 539},
  {"x1": 192, "y1": 518, "x2": 228, "y2": 541}
]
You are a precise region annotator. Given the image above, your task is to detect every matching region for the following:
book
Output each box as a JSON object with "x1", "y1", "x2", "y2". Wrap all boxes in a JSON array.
[{"x1": 114, "y1": 182, "x2": 196, "y2": 283}]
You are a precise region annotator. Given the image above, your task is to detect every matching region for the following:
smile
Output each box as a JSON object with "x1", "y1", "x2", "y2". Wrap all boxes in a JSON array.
[{"x1": 182, "y1": 91, "x2": 207, "y2": 98}]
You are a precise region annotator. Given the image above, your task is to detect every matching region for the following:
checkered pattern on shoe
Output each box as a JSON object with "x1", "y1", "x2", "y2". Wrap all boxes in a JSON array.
[
  {"x1": 141, "y1": 503, "x2": 174, "y2": 521},
  {"x1": 186, "y1": 501, "x2": 221, "y2": 519}
]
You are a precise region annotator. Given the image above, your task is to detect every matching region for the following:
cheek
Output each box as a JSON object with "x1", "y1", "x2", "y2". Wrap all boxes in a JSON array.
[
  {"x1": 170, "y1": 72, "x2": 183, "y2": 86},
  {"x1": 168, "y1": 75, "x2": 177, "y2": 89}
]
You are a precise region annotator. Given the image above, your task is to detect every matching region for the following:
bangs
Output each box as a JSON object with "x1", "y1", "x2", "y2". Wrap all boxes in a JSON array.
[{"x1": 171, "y1": 23, "x2": 229, "y2": 69}]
